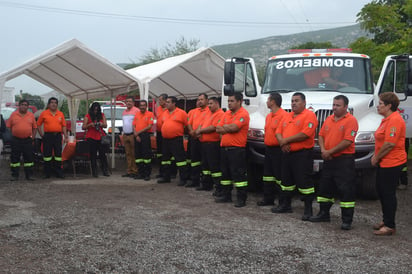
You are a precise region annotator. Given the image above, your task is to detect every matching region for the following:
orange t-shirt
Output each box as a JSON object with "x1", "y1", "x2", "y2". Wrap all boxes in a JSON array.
[
  {"x1": 218, "y1": 107, "x2": 250, "y2": 147},
  {"x1": 374, "y1": 111, "x2": 407, "y2": 167},
  {"x1": 188, "y1": 107, "x2": 211, "y2": 131},
  {"x1": 304, "y1": 68, "x2": 330, "y2": 88},
  {"x1": 156, "y1": 106, "x2": 167, "y2": 131},
  {"x1": 6, "y1": 111, "x2": 37, "y2": 138},
  {"x1": 264, "y1": 108, "x2": 288, "y2": 146},
  {"x1": 133, "y1": 111, "x2": 154, "y2": 133},
  {"x1": 37, "y1": 109, "x2": 66, "y2": 132},
  {"x1": 200, "y1": 109, "x2": 225, "y2": 142},
  {"x1": 161, "y1": 107, "x2": 188, "y2": 139},
  {"x1": 276, "y1": 108, "x2": 318, "y2": 151},
  {"x1": 319, "y1": 113, "x2": 358, "y2": 157}
]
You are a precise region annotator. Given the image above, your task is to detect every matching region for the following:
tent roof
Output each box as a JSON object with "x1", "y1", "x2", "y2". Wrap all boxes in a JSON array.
[
  {"x1": 0, "y1": 39, "x2": 140, "y2": 100},
  {"x1": 127, "y1": 47, "x2": 225, "y2": 100}
]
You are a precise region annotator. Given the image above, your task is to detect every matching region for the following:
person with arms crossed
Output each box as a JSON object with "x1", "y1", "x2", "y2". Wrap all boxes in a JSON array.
[
  {"x1": 37, "y1": 97, "x2": 67, "y2": 179},
  {"x1": 215, "y1": 92, "x2": 250, "y2": 208},
  {"x1": 273, "y1": 92, "x2": 318, "y2": 220},
  {"x1": 122, "y1": 96, "x2": 140, "y2": 178},
  {"x1": 133, "y1": 100, "x2": 154, "y2": 181},
  {"x1": 309, "y1": 95, "x2": 358, "y2": 230},
  {"x1": 371, "y1": 92, "x2": 407, "y2": 236},
  {"x1": 7, "y1": 100, "x2": 37, "y2": 181}
]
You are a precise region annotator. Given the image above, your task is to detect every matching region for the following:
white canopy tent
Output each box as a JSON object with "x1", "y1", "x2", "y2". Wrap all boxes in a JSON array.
[
  {"x1": 127, "y1": 47, "x2": 225, "y2": 106},
  {"x1": 0, "y1": 38, "x2": 141, "y2": 168}
]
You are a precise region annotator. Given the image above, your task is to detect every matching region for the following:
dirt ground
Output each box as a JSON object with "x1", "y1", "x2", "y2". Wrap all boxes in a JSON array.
[{"x1": 0, "y1": 158, "x2": 411, "y2": 273}]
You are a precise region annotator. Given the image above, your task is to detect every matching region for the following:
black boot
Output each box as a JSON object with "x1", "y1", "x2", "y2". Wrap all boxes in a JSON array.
[
  {"x1": 215, "y1": 186, "x2": 232, "y2": 203},
  {"x1": 101, "y1": 159, "x2": 110, "y2": 177},
  {"x1": 25, "y1": 168, "x2": 35, "y2": 181},
  {"x1": 341, "y1": 207, "x2": 354, "y2": 230},
  {"x1": 234, "y1": 187, "x2": 247, "y2": 208},
  {"x1": 91, "y1": 160, "x2": 98, "y2": 178},
  {"x1": 301, "y1": 197, "x2": 313, "y2": 221},
  {"x1": 271, "y1": 195, "x2": 292, "y2": 213},
  {"x1": 11, "y1": 166, "x2": 19, "y2": 181},
  {"x1": 257, "y1": 182, "x2": 275, "y2": 206},
  {"x1": 309, "y1": 202, "x2": 332, "y2": 222},
  {"x1": 43, "y1": 161, "x2": 52, "y2": 178}
]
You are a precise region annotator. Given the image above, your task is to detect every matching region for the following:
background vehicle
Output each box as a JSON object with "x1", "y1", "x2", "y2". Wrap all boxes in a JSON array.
[{"x1": 223, "y1": 50, "x2": 412, "y2": 199}]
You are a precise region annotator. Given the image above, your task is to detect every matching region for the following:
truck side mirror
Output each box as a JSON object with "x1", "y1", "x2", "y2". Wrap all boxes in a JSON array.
[
  {"x1": 224, "y1": 61, "x2": 235, "y2": 85},
  {"x1": 224, "y1": 84, "x2": 234, "y2": 96}
]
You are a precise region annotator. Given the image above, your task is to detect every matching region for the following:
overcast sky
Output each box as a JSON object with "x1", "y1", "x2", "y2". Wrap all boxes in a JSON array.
[{"x1": 0, "y1": 0, "x2": 372, "y2": 95}]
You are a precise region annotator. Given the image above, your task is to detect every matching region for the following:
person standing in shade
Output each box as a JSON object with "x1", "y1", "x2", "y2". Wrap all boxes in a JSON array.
[
  {"x1": 186, "y1": 93, "x2": 210, "y2": 188},
  {"x1": 82, "y1": 102, "x2": 110, "y2": 177},
  {"x1": 257, "y1": 92, "x2": 288, "y2": 207},
  {"x1": 215, "y1": 92, "x2": 250, "y2": 208},
  {"x1": 122, "y1": 96, "x2": 140, "y2": 178},
  {"x1": 157, "y1": 96, "x2": 189, "y2": 185},
  {"x1": 309, "y1": 95, "x2": 358, "y2": 230},
  {"x1": 371, "y1": 92, "x2": 406, "y2": 236},
  {"x1": 37, "y1": 97, "x2": 68, "y2": 178},
  {"x1": 133, "y1": 100, "x2": 154, "y2": 181},
  {"x1": 6, "y1": 100, "x2": 37, "y2": 181},
  {"x1": 155, "y1": 93, "x2": 168, "y2": 178},
  {"x1": 195, "y1": 97, "x2": 225, "y2": 192},
  {"x1": 273, "y1": 92, "x2": 318, "y2": 220}
]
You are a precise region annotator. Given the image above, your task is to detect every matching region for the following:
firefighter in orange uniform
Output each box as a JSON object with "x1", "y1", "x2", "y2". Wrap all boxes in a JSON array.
[
  {"x1": 273, "y1": 92, "x2": 318, "y2": 220},
  {"x1": 37, "y1": 97, "x2": 68, "y2": 178},
  {"x1": 155, "y1": 93, "x2": 168, "y2": 178},
  {"x1": 7, "y1": 99, "x2": 37, "y2": 181},
  {"x1": 186, "y1": 93, "x2": 210, "y2": 187},
  {"x1": 157, "y1": 96, "x2": 189, "y2": 185},
  {"x1": 133, "y1": 100, "x2": 154, "y2": 181},
  {"x1": 215, "y1": 92, "x2": 250, "y2": 207}
]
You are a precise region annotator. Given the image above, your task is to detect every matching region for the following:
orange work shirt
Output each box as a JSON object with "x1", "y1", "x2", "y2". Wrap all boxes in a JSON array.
[
  {"x1": 200, "y1": 109, "x2": 225, "y2": 142},
  {"x1": 6, "y1": 111, "x2": 37, "y2": 138},
  {"x1": 264, "y1": 108, "x2": 288, "y2": 146},
  {"x1": 374, "y1": 111, "x2": 407, "y2": 168},
  {"x1": 276, "y1": 108, "x2": 318, "y2": 151},
  {"x1": 304, "y1": 68, "x2": 330, "y2": 88},
  {"x1": 156, "y1": 106, "x2": 167, "y2": 132},
  {"x1": 133, "y1": 111, "x2": 154, "y2": 133},
  {"x1": 188, "y1": 107, "x2": 211, "y2": 130},
  {"x1": 37, "y1": 109, "x2": 66, "y2": 132},
  {"x1": 218, "y1": 107, "x2": 250, "y2": 147},
  {"x1": 161, "y1": 107, "x2": 188, "y2": 139},
  {"x1": 319, "y1": 113, "x2": 358, "y2": 157}
]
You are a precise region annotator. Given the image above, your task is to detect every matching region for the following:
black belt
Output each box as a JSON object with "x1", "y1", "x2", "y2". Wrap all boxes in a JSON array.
[
  {"x1": 222, "y1": 146, "x2": 244, "y2": 151},
  {"x1": 124, "y1": 133, "x2": 134, "y2": 136},
  {"x1": 13, "y1": 136, "x2": 32, "y2": 140},
  {"x1": 44, "y1": 132, "x2": 61, "y2": 135}
]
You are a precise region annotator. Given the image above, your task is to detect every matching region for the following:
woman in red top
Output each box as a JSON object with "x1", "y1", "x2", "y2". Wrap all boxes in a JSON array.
[
  {"x1": 371, "y1": 92, "x2": 407, "y2": 236},
  {"x1": 82, "y1": 102, "x2": 110, "y2": 177}
]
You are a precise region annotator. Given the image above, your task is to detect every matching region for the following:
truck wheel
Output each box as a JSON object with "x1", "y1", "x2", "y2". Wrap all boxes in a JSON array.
[{"x1": 358, "y1": 169, "x2": 378, "y2": 200}]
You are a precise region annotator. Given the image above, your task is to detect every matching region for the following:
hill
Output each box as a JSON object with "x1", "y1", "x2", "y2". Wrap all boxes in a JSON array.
[{"x1": 212, "y1": 24, "x2": 368, "y2": 66}]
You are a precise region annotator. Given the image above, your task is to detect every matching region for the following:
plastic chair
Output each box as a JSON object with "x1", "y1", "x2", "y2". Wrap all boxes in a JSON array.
[{"x1": 71, "y1": 141, "x2": 92, "y2": 177}]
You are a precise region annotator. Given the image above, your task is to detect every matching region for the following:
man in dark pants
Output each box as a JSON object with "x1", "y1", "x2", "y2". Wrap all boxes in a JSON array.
[
  {"x1": 309, "y1": 95, "x2": 358, "y2": 230},
  {"x1": 157, "y1": 96, "x2": 189, "y2": 185},
  {"x1": 257, "y1": 92, "x2": 288, "y2": 207},
  {"x1": 186, "y1": 93, "x2": 210, "y2": 187},
  {"x1": 37, "y1": 97, "x2": 68, "y2": 178},
  {"x1": 215, "y1": 92, "x2": 250, "y2": 208},
  {"x1": 155, "y1": 93, "x2": 168, "y2": 178},
  {"x1": 133, "y1": 100, "x2": 154, "y2": 181},
  {"x1": 6, "y1": 100, "x2": 37, "y2": 181},
  {"x1": 273, "y1": 92, "x2": 318, "y2": 220},
  {"x1": 195, "y1": 97, "x2": 225, "y2": 192}
]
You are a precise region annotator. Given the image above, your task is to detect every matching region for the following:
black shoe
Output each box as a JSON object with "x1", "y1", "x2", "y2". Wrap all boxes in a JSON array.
[
  {"x1": 301, "y1": 214, "x2": 312, "y2": 221},
  {"x1": 134, "y1": 174, "x2": 144, "y2": 180},
  {"x1": 215, "y1": 196, "x2": 232, "y2": 203},
  {"x1": 309, "y1": 213, "x2": 331, "y2": 223},
  {"x1": 144, "y1": 176, "x2": 150, "y2": 181},
  {"x1": 177, "y1": 180, "x2": 187, "y2": 186},
  {"x1": 234, "y1": 200, "x2": 246, "y2": 208},
  {"x1": 26, "y1": 177, "x2": 35, "y2": 181},
  {"x1": 341, "y1": 223, "x2": 352, "y2": 230},
  {"x1": 92, "y1": 173, "x2": 98, "y2": 178},
  {"x1": 155, "y1": 174, "x2": 163, "y2": 178},
  {"x1": 157, "y1": 178, "x2": 171, "y2": 184},
  {"x1": 185, "y1": 181, "x2": 199, "y2": 188},
  {"x1": 10, "y1": 176, "x2": 18, "y2": 182},
  {"x1": 271, "y1": 205, "x2": 293, "y2": 213},
  {"x1": 122, "y1": 173, "x2": 131, "y2": 177},
  {"x1": 43, "y1": 174, "x2": 51, "y2": 179},
  {"x1": 196, "y1": 184, "x2": 213, "y2": 191},
  {"x1": 56, "y1": 174, "x2": 65, "y2": 179},
  {"x1": 103, "y1": 171, "x2": 110, "y2": 177},
  {"x1": 257, "y1": 200, "x2": 275, "y2": 206}
]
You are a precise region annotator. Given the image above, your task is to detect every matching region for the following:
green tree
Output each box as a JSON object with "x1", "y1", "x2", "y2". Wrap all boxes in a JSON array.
[
  {"x1": 350, "y1": 0, "x2": 412, "y2": 79},
  {"x1": 124, "y1": 36, "x2": 200, "y2": 69},
  {"x1": 15, "y1": 93, "x2": 45, "y2": 110},
  {"x1": 290, "y1": 41, "x2": 338, "y2": 49}
]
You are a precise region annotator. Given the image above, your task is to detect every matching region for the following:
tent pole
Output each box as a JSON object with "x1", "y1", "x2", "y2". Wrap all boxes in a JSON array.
[{"x1": 111, "y1": 90, "x2": 115, "y2": 169}]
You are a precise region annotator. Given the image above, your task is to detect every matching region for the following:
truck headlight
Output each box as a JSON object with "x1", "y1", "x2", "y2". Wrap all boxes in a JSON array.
[
  {"x1": 248, "y1": 129, "x2": 265, "y2": 140},
  {"x1": 355, "y1": 131, "x2": 375, "y2": 144}
]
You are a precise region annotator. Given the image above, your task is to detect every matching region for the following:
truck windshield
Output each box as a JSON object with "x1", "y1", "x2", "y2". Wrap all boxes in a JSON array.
[
  {"x1": 103, "y1": 108, "x2": 124, "y2": 120},
  {"x1": 262, "y1": 57, "x2": 373, "y2": 94}
]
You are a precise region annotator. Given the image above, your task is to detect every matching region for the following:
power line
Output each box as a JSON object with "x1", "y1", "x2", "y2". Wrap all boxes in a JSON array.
[{"x1": 0, "y1": 1, "x2": 355, "y2": 27}]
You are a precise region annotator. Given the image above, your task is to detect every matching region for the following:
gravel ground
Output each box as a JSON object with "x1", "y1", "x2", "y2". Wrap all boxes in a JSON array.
[{"x1": 0, "y1": 160, "x2": 411, "y2": 273}]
